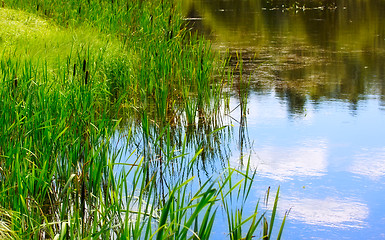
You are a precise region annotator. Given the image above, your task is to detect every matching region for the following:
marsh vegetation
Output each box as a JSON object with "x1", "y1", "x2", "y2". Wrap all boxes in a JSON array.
[{"x1": 0, "y1": 0, "x2": 287, "y2": 239}]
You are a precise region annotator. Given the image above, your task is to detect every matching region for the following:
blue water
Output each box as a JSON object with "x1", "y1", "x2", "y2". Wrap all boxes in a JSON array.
[
  {"x1": 181, "y1": 0, "x2": 385, "y2": 238},
  {"x1": 224, "y1": 93, "x2": 385, "y2": 239},
  {"x1": 117, "y1": 1, "x2": 385, "y2": 238}
]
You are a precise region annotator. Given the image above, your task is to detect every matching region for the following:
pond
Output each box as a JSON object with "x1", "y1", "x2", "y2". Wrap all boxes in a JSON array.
[{"x1": 181, "y1": 0, "x2": 385, "y2": 239}]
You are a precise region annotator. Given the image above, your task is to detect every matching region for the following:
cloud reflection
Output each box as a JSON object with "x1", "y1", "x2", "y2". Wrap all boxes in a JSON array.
[
  {"x1": 235, "y1": 140, "x2": 328, "y2": 181},
  {"x1": 349, "y1": 147, "x2": 385, "y2": 180},
  {"x1": 280, "y1": 197, "x2": 369, "y2": 228}
]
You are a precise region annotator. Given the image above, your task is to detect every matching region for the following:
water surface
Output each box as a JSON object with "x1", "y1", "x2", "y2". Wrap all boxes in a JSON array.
[{"x1": 182, "y1": 0, "x2": 385, "y2": 239}]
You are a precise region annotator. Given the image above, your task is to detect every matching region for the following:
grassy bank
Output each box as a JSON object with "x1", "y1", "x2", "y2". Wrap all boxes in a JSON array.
[{"x1": 0, "y1": 0, "x2": 285, "y2": 239}]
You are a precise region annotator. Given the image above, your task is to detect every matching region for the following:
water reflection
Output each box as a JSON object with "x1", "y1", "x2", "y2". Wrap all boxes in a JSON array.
[
  {"x1": 233, "y1": 140, "x2": 329, "y2": 181},
  {"x1": 113, "y1": 1, "x2": 385, "y2": 238},
  {"x1": 180, "y1": 1, "x2": 385, "y2": 238},
  {"x1": 183, "y1": 0, "x2": 385, "y2": 116},
  {"x1": 280, "y1": 196, "x2": 369, "y2": 228},
  {"x1": 350, "y1": 147, "x2": 385, "y2": 180}
]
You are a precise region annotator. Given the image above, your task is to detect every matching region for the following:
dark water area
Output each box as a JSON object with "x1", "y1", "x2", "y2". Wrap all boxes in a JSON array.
[{"x1": 181, "y1": 0, "x2": 385, "y2": 239}]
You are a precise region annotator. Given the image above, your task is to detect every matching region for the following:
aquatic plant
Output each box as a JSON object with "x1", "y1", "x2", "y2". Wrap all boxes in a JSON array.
[{"x1": 0, "y1": 0, "x2": 286, "y2": 238}]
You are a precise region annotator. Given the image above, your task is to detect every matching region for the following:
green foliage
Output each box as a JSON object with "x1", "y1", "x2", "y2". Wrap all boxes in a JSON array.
[{"x1": 0, "y1": 0, "x2": 286, "y2": 239}]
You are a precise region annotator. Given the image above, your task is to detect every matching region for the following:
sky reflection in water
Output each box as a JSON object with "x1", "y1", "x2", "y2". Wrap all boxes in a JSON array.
[
  {"x1": 225, "y1": 92, "x2": 385, "y2": 239},
  {"x1": 112, "y1": 1, "x2": 384, "y2": 238},
  {"x1": 183, "y1": 0, "x2": 385, "y2": 238},
  {"x1": 280, "y1": 197, "x2": 369, "y2": 228}
]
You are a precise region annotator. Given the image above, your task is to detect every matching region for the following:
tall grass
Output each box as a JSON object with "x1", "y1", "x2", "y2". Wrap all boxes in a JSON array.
[{"x1": 0, "y1": 0, "x2": 286, "y2": 239}]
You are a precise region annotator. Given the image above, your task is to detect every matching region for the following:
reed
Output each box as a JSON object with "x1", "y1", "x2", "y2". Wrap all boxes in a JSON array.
[{"x1": 0, "y1": 0, "x2": 286, "y2": 239}]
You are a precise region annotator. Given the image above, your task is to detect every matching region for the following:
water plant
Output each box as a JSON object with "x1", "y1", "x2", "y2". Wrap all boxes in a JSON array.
[{"x1": 0, "y1": 0, "x2": 286, "y2": 238}]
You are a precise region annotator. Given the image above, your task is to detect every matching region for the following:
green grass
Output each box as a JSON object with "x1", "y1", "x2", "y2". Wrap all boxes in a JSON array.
[{"x1": 0, "y1": 0, "x2": 286, "y2": 239}]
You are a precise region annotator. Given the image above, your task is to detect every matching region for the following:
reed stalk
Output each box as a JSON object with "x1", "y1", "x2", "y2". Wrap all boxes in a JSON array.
[{"x1": 0, "y1": 0, "x2": 286, "y2": 238}]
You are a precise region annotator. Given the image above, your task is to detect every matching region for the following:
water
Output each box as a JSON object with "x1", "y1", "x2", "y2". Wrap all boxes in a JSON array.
[{"x1": 182, "y1": 0, "x2": 385, "y2": 239}]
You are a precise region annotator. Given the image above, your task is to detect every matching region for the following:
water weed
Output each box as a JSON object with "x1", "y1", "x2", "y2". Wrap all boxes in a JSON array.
[{"x1": 0, "y1": 0, "x2": 286, "y2": 238}]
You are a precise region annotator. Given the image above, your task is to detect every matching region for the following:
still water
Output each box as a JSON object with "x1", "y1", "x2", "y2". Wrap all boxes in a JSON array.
[{"x1": 182, "y1": 0, "x2": 385, "y2": 239}]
